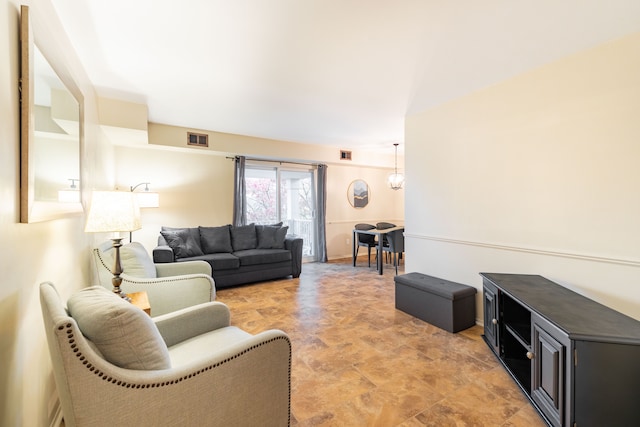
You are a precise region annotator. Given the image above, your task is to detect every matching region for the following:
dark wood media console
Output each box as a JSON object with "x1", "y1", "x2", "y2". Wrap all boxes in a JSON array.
[{"x1": 480, "y1": 273, "x2": 640, "y2": 427}]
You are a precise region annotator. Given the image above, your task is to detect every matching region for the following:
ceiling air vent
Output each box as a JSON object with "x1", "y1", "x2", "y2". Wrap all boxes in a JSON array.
[
  {"x1": 187, "y1": 132, "x2": 208, "y2": 147},
  {"x1": 340, "y1": 150, "x2": 352, "y2": 160}
]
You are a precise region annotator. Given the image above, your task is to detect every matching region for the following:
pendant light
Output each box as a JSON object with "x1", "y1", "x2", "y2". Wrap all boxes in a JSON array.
[{"x1": 388, "y1": 143, "x2": 404, "y2": 190}]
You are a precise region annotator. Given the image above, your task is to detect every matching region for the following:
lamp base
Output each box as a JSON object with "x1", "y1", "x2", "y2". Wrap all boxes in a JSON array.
[
  {"x1": 110, "y1": 237, "x2": 131, "y2": 302},
  {"x1": 112, "y1": 286, "x2": 132, "y2": 302}
]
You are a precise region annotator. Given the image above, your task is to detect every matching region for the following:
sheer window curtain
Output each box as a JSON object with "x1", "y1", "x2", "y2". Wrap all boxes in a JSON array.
[{"x1": 232, "y1": 156, "x2": 246, "y2": 226}]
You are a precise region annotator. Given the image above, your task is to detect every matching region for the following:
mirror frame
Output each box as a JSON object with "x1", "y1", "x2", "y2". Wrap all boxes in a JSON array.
[
  {"x1": 20, "y1": 5, "x2": 84, "y2": 223},
  {"x1": 347, "y1": 179, "x2": 370, "y2": 209}
]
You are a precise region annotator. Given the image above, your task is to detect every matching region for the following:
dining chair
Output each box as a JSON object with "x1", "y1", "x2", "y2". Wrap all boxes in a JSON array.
[
  {"x1": 354, "y1": 223, "x2": 378, "y2": 267},
  {"x1": 376, "y1": 222, "x2": 396, "y2": 263},
  {"x1": 382, "y1": 228, "x2": 405, "y2": 275}
]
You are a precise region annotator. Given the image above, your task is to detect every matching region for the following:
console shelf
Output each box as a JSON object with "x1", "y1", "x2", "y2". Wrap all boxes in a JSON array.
[{"x1": 481, "y1": 273, "x2": 640, "y2": 427}]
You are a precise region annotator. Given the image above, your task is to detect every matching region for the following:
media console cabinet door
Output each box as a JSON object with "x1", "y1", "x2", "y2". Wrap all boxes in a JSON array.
[
  {"x1": 482, "y1": 282, "x2": 500, "y2": 354},
  {"x1": 531, "y1": 319, "x2": 567, "y2": 426}
]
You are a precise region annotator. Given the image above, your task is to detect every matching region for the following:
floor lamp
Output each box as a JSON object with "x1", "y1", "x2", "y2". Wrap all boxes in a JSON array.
[
  {"x1": 129, "y1": 182, "x2": 159, "y2": 242},
  {"x1": 85, "y1": 191, "x2": 141, "y2": 300}
]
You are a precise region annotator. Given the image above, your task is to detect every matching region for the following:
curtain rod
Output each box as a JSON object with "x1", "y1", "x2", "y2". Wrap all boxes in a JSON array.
[{"x1": 225, "y1": 156, "x2": 320, "y2": 167}]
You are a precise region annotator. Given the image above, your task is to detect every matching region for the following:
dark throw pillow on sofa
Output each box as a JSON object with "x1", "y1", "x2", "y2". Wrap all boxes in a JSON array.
[
  {"x1": 231, "y1": 223, "x2": 257, "y2": 251},
  {"x1": 273, "y1": 226, "x2": 289, "y2": 249},
  {"x1": 256, "y1": 225, "x2": 279, "y2": 249},
  {"x1": 199, "y1": 225, "x2": 233, "y2": 254},
  {"x1": 257, "y1": 225, "x2": 289, "y2": 249},
  {"x1": 160, "y1": 228, "x2": 204, "y2": 259}
]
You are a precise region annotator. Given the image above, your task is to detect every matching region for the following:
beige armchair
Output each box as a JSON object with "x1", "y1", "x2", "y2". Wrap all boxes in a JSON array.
[
  {"x1": 40, "y1": 282, "x2": 291, "y2": 427},
  {"x1": 93, "y1": 241, "x2": 215, "y2": 316}
]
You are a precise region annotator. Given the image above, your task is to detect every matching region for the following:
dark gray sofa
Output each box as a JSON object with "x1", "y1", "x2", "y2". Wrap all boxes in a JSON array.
[{"x1": 153, "y1": 223, "x2": 303, "y2": 289}]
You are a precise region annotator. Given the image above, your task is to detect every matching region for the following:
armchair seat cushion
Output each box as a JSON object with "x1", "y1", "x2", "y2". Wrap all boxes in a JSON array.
[
  {"x1": 67, "y1": 286, "x2": 170, "y2": 370},
  {"x1": 234, "y1": 249, "x2": 292, "y2": 266},
  {"x1": 168, "y1": 326, "x2": 252, "y2": 367}
]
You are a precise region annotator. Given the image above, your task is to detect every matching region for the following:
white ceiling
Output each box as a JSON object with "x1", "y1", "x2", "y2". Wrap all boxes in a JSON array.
[{"x1": 51, "y1": 0, "x2": 640, "y2": 153}]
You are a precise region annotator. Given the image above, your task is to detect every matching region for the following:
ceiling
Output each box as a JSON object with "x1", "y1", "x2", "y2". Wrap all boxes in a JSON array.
[{"x1": 51, "y1": 0, "x2": 640, "y2": 153}]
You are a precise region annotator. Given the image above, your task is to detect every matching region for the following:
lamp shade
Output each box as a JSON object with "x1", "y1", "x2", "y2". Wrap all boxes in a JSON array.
[
  {"x1": 58, "y1": 188, "x2": 80, "y2": 203},
  {"x1": 136, "y1": 191, "x2": 160, "y2": 208},
  {"x1": 85, "y1": 191, "x2": 141, "y2": 233},
  {"x1": 58, "y1": 178, "x2": 80, "y2": 203}
]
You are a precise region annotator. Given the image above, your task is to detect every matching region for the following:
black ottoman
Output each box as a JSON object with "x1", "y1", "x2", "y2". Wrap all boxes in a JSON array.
[{"x1": 394, "y1": 272, "x2": 477, "y2": 332}]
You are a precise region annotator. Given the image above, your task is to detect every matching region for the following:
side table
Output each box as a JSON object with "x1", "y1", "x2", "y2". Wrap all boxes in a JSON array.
[{"x1": 129, "y1": 291, "x2": 151, "y2": 316}]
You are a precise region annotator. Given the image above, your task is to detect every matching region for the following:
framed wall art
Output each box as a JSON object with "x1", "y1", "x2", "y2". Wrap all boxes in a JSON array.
[{"x1": 347, "y1": 179, "x2": 369, "y2": 208}]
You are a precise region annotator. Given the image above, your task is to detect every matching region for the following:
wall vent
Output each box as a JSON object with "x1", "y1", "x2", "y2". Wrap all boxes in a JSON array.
[
  {"x1": 340, "y1": 150, "x2": 352, "y2": 160},
  {"x1": 187, "y1": 132, "x2": 208, "y2": 147}
]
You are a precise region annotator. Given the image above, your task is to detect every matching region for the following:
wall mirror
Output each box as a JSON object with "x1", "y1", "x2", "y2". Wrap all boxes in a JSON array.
[
  {"x1": 20, "y1": 5, "x2": 83, "y2": 223},
  {"x1": 347, "y1": 179, "x2": 369, "y2": 208}
]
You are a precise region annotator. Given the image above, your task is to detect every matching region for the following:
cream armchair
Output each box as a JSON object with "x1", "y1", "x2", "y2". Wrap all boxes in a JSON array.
[
  {"x1": 40, "y1": 282, "x2": 291, "y2": 427},
  {"x1": 93, "y1": 241, "x2": 215, "y2": 316}
]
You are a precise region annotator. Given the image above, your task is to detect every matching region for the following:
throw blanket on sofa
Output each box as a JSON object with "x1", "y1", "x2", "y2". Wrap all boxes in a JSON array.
[{"x1": 154, "y1": 223, "x2": 303, "y2": 288}]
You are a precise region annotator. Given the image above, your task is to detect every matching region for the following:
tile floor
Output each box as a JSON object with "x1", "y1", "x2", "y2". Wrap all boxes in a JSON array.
[{"x1": 216, "y1": 258, "x2": 547, "y2": 427}]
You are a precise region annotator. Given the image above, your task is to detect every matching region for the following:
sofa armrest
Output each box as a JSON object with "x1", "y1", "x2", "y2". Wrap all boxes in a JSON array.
[
  {"x1": 285, "y1": 237, "x2": 303, "y2": 278},
  {"x1": 153, "y1": 245, "x2": 175, "y2": 263},
  {"x1": 153, "y1": 301, "x2": 231, "y2": 347},
  {"x1": 155, "y1": 260, "x2": 212, "y2": 277},
  {"x1": 120, "y1": 274, "x2": 215, "y2": 317}
]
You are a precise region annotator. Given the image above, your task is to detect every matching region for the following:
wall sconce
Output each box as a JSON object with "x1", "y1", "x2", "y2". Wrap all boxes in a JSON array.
[
  {"x1": 58, "y1": 178, "x2": 80, "y2": 203},
  {"x1": 128, "y1": 182, "x2": 159, "y2": 242},
  {"x1": 130, "y1": 182, "x2": 159, "y2": 208}
]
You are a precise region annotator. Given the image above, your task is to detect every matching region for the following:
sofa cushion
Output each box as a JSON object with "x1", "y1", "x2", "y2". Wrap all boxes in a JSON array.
[
  {"x1": 199, "y1": 225, "x2": 233, "y2": 254},
  {"x1": 256, "y1": 225, "x2": 289, "y2": 249},
  {"x1": 181, "y1": 253, "x2": 240, "y2": 271},
  {"x1": 120, "y1": 242, "x2": 157, "y2": 278},
  {"x1": 161, "y1": 228, "x2": 204, "y2": 259},
  {"x1": 230, "y1": 223, "x2": 257, "y2": 251},
  {"x1": 67, "y1": 286, "x2": 171, "y2": 370},
  {"x1": 234, "y1": 248, "x2": 292, "y2": 266}
]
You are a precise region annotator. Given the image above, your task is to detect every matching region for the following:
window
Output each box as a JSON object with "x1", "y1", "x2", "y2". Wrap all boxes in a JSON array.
[{"x1": 246, "y1": 164, "x2": 316, "y2": 260}]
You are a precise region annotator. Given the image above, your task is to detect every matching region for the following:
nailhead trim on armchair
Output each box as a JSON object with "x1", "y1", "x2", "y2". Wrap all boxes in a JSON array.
[{"x1": 60, "y1": 322, "x2": 292, "y2": 425}]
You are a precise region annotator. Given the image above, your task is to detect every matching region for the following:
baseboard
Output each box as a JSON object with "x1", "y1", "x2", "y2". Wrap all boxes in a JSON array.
[{"x1": 48, "y1": 394, "x2": 63, "y2": 427}]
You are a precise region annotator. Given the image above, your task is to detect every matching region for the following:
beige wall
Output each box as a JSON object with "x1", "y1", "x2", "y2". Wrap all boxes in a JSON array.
[
  {"x1": 405, "y1": 32, "x2": 640, "y2": 321},
  {"x1": 0, "y1": 1, "x2": 116, "y2": 425},
  {"x1": 114, "y1": 145, "x2": 235, "y2": 249},
  {"x1": 117, "y1": 125, "x2": 405, "y2": 260}
]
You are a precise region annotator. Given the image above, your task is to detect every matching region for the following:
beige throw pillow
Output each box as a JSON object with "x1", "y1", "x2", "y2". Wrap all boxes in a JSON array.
[
  {"x1": 67, "y1": 286, "x2": 170, "y2": 370},
  {"x1": 120, "y1": 242, "x2": 157, "y2": 278}
]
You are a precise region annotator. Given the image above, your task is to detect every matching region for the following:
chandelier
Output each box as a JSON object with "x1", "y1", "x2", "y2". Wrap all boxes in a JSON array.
[{"x1": 388, "y1": 143, "x2": 404, "y2": 190}]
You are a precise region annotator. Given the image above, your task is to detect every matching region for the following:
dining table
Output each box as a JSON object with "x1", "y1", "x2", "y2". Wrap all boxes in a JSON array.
[{"x1": 352, "y1": 226, "x2": 405, "y2": 275}]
